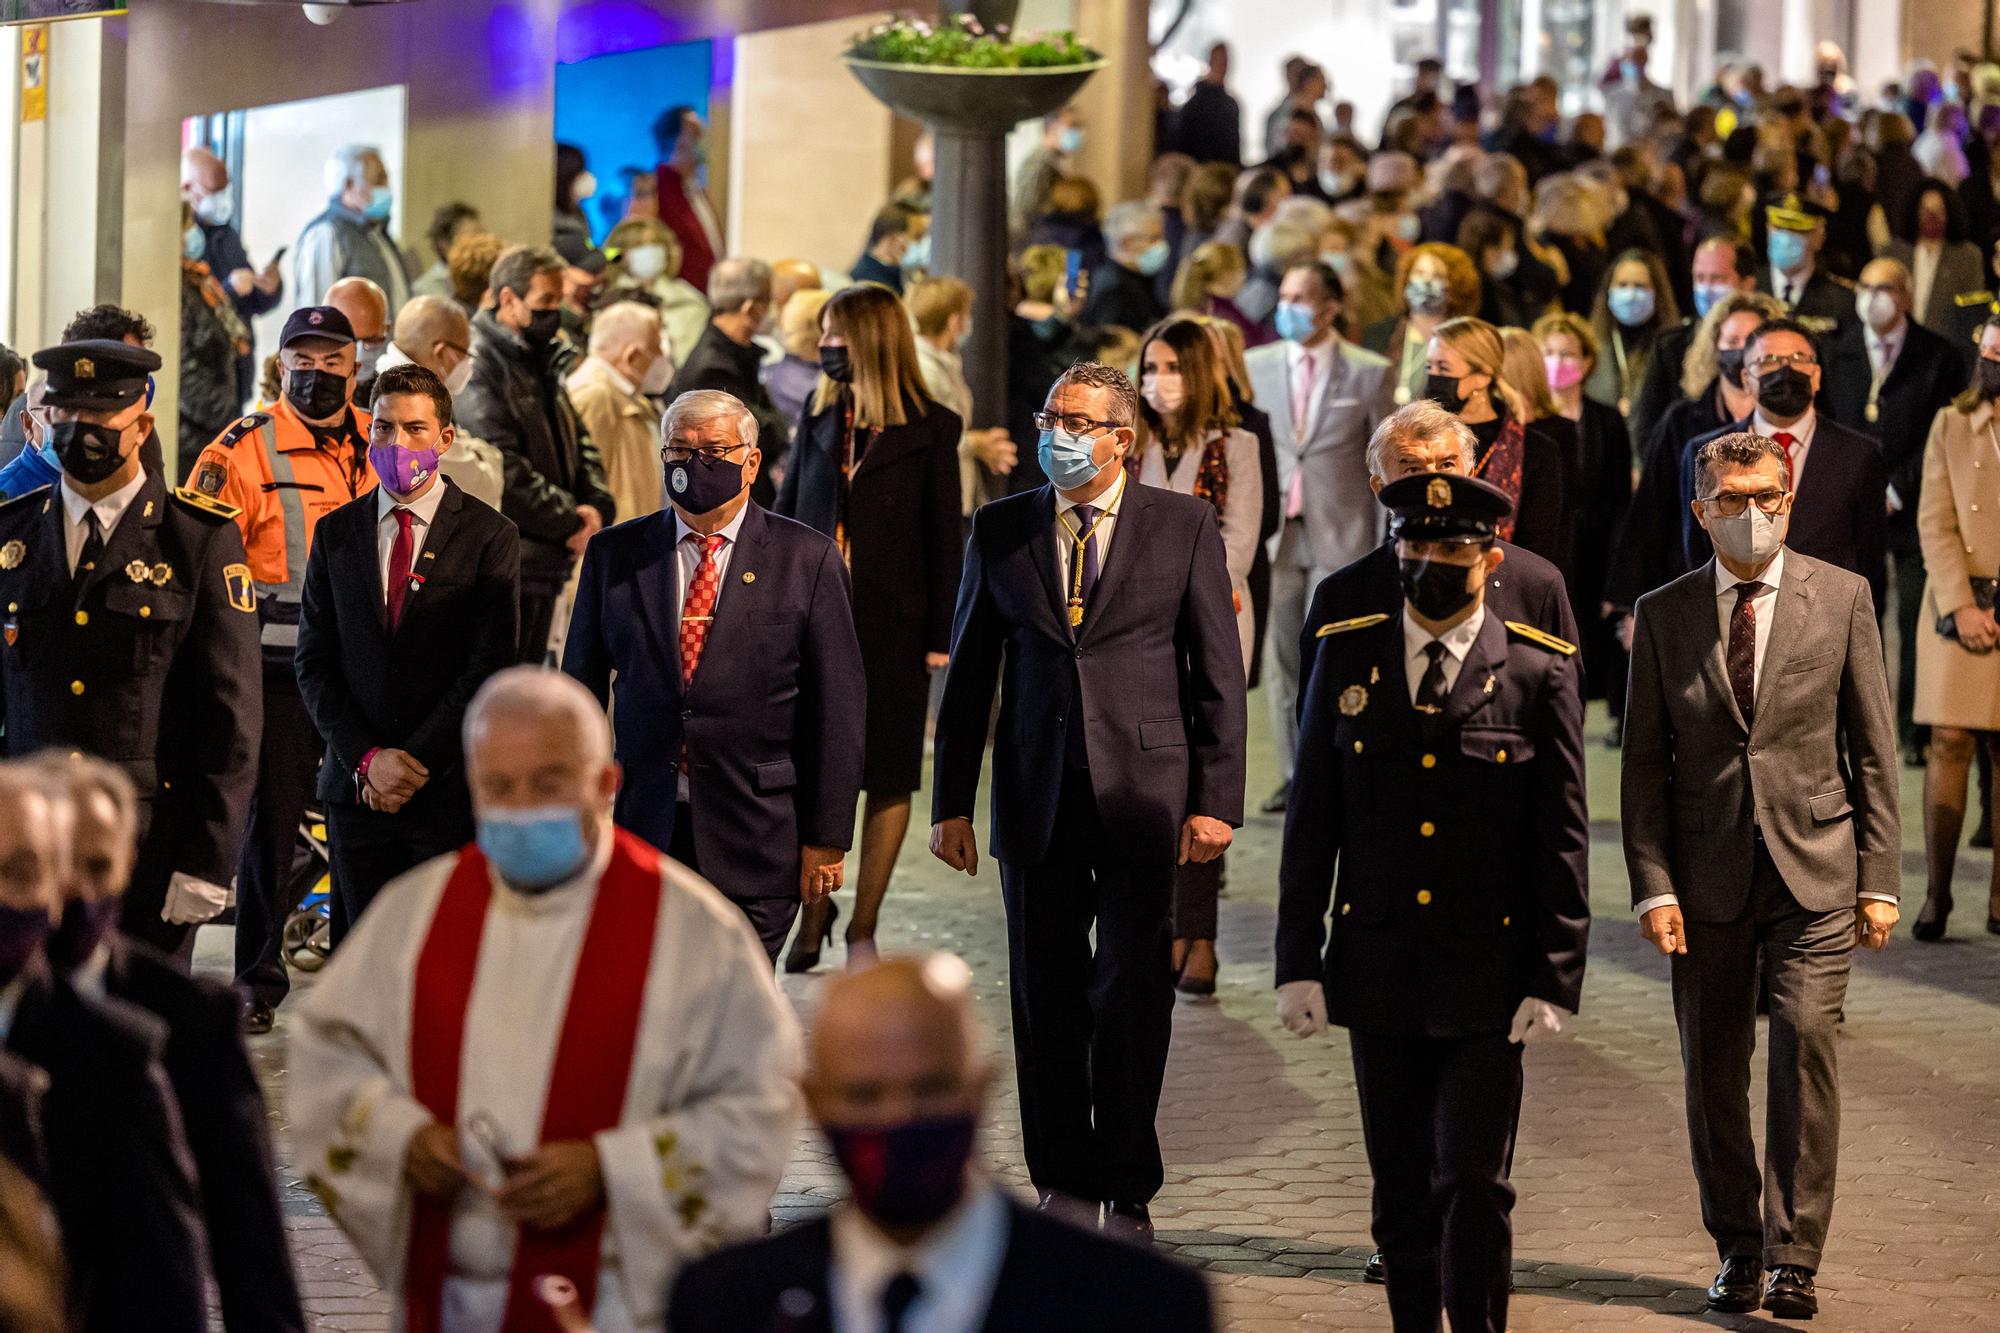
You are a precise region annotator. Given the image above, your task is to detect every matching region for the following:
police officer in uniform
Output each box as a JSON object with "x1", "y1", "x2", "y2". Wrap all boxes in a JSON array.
[
  {"x1": 1762, "y1": 193, "x2": 1854, "y2": 342},
  {"x1": 0, "y1": 339, "x2": 260, "y2": 962},
  {"x1": 189, "y1": 306, "x2": 375, "y2": 1031},
  {"x1": 1275, "y1": 472, "x2": 1590, "y2": 1333}
]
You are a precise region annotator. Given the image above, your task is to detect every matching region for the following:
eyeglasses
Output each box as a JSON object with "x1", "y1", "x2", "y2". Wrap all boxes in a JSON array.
[
  {"x1": 661, "y1": 443, "x2": 748, "y2": 462},
  {"x1": 1033, "y1": 410, "x2": 1122, "y2": 435},
  {"x1": 1698, "y1": 489, "x2": 1789, "y2": 517},
  {"x1": 1747, "y1": 351, "x2": 1817, "y2": 374}
]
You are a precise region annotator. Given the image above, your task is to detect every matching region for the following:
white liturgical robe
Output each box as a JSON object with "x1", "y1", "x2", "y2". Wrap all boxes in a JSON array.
[{"x1": 289, "y1": 826, "x2": 802, "y2": 1332}]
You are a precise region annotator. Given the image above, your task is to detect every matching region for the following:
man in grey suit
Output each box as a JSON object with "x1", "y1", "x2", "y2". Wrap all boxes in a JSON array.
[
  {"x1": 1622, "y1": 432, "x2": 1901, "y2": 1321},
  {"x1": 1248, "y1": 260, "x2": 1397, "y2": 811}
]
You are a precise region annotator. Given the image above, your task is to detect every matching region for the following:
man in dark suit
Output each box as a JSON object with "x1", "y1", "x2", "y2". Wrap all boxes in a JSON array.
[
  {"x1": 1679, "y1": 317, "x2": 1888, "y2": 612},
  {"x1": 1762, "y1": 193, "x2": 1855, "y2": 342},
  {"x1": 39, "y1": 753, "x2": 302, "y2": 1333},
  {"x1": 668, "y1": 955, "x2": 1215, "y2": 1332},
  {"x1": 295, "y1": 362, "x2": 521, "y2": 952},
  {"x1": 1628, "y1": 238, "x2": 1759, "y2": 455},
  {"x1": 0, "y1": 339, "x2": 260, "y2": 962},
  {"x1": 0, "y1": 761, "x2": 207, "y2": 1333},
  {"x1": 564, "y1": 388, "x2": 866, "y2": 961},
  {"x1": 930, "y1": 362, "x2": 1248, "y2": 1239},
  {"x1": 1277, "y1": 472, "x2": 1590, "y2": 1333},
  {"x1": 1625, "y1": 432, "x2": 1900, "y2": 1320},
  {"x1": 1818, "y1": 257, "x2": 1968, "y2": 759}
]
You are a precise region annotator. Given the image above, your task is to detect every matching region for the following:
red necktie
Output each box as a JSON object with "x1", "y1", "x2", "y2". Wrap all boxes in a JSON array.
[
  {"x1": 1773, "y1": 431, "x2": 1796, "y2": 490},
  {"x1": 1727, "y1": 581, "x2": 1765, "y2": 723},
  {"x1": 678, "y1": 534, "x2": 727, "y2": 687},
  {"x1": 385, "y1": 508, "x2": 414, "y2": 630}
]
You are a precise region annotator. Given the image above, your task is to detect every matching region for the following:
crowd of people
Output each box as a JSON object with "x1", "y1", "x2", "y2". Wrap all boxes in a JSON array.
[{"x1": 0, "y1": 24, "x2": 1987, "y2": 1333}]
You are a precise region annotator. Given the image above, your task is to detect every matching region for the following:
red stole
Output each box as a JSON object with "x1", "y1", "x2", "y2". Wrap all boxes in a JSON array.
[
  {"x1": 403, "y1": 829, "x2": 665, "y2": 1333},
  {"x1": 1474, "y1": 416, "x2": 1526, "y2": 543}
]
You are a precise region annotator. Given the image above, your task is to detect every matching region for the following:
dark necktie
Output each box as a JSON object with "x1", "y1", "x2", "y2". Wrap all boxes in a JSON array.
[
  {"x1": 1415, "y1": 641, "x2": 1449, "y2": 712},
  {"x1": 881, "y1": 1272, "x2": 922, "y2": 1333},
  {"x1": 1727, "y1": 581, "x2": 1765, "y2": 723},
  {"x1": 385, "y1": 509, "x2": 415, "y2": 630},
  {"x1": 74, "y1": 511, "x2": 105, "y2": 583}
]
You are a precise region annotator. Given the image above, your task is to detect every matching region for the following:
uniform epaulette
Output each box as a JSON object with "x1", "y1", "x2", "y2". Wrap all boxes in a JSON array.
[
  {"x1": 170, "y1": 487, "x2": 242, "y2": 522},
  {"x1": 1504, "y1": 620, "x2": 1577, "y2": 655},
  {"x1": 1956, "y1": 289, "x2": 1996, "y2": 308},
  {"x1": 1315, "y1": 613, "x2": 1391, "y2": 638},
  {"x1": 212, "y1": 413, "x2": 271, "y2": 450},
  {"x1": 0, "y1": 484, "x2": 52, "y2": 514}
]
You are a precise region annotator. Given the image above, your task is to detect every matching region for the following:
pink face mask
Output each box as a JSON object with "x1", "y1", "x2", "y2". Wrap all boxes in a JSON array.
[{"x1": 1543, "y1": 354, "x2": 1586, "y2": 391}]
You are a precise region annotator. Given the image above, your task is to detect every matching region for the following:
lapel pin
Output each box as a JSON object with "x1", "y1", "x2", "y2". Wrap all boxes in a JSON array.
[
  {"x1": 149, "y1": 562, "x2": 173, "y2": 587},
  {"x1": 1369, "y1": 665, "x2": 1380, "y2": 684},
  {"x1": 422, "y1": 550, "x2": 436, "y2": 559},
  {"x1": 408, "y1": 572, "x2": 427, "y2": 593},
  {"x1": 141, "y1": 500, "x2": 154, "y2": 518},
  {"x1": 1339, "y1": 684, "x2": 1368, "y2": 716},
  {"x1": 124, "y1": 560, "x2": 149, "y2": 583},
  {"x1": 741, "y1": 571, "x2": 756, "y2": 584},
  {"x1": 1483, "y1": 673, "x2": 1497, "y2": 695},
  {"x1": 0, "y1": 541, "x2": 22, "y2": 570}
]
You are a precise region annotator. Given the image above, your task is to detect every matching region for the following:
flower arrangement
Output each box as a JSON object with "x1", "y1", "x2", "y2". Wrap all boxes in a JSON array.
[{"x1": 847, "y1": 13, "x2": 1099, "y2": 69}]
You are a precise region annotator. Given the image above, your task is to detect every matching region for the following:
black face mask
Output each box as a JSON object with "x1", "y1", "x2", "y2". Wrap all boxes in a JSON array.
[
  {"x1": 1716, "y1": 347, "x2": 1747, "y2": 389},
  {"x1": 819, "y1": 345, "x2": 854, "y2": 384},
  {"x1": 285, "y1": 368, "x2": 351, "y2": 422},
  {"x1": 1754, "y1": 365, "x2": 1814, "y2": 418},
  {"x1": 1423, "y1": 372, "x2": 1465, "y2": 412},
  {"x1": 1979, "y1": 358, "x2": 2000, "y2": 400},
  {"x1": 50, "y1": 420, "x2": 133, "y2": 486},
  {"x1": 521, "y1": 306, "x2": 562, "y2": 349},
  {"x1": 1399, "y1": 555, "x2": 1480, "y2": 622},
  {"x1": 664, "y1": 450, "x2": 748, "y2": 515}
]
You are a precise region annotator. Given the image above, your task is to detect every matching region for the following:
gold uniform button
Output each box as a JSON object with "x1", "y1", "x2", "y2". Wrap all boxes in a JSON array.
[
  {"x1": 1502, "y1": 915, "x2": 1512, "y2": 926},
  {"x1": 69, "y1": 680, "x2": 84, "y2": 696},
  {"x1": 1495, "y1": 749, "x2": 1508, "y2": 763},
  {"x1": 1419, "y1": 820, "x2": 1436, "y2": 837},
  {"x1": 139, "y1": 606, "x2": 151, "y2": 618},
  {"x1": 1353, "y1": 740, "x2": 1364, "y2": 754},
  {"x1": 1416, "y1": 889, "x2": 1433, "y2": 905},
  {"x1": 1339, "y1": 902, "x2": 1351, "y2": 915},
  {"x1": 73, "y1": 611, "x2": 87, "y2": 626},
  {"x1": 1421, "y1": 753, "x2": 1436, "y2": 768},
  {"x1": 6, "y1": 602, "x2": 16, "y2": 613}
]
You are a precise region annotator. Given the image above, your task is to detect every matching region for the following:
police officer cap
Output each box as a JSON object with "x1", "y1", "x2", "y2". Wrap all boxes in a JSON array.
[
  {"x1": 1764, "y1": 190, "x2": 1829, "y2": 232},
  {"x1": 1380, "y1": 471, "x2": 1514, "y2": 543},
  {"x1": 32, "y1": 338, "x2": 162, "y2": 412},
  {"x1": 278, "y1": 305, "x2": 356, "y2": 349}
]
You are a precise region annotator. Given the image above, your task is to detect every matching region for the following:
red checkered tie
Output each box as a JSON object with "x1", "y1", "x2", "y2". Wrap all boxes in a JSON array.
[{"x1": 678, "y1": 533, "x2": 727, "y2": 687}]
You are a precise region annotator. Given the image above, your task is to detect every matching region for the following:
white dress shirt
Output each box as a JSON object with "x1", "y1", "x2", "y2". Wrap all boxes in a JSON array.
[
  {"x1": 1749, "y1": 406, "x2": 1816, "y2": 495},
  {"x1": 1053, "y1": 469, "x2": 1128, "y2": 593},
  {"x1": 828, "y1": 1179, "x2": 1009, "y2": 1333},
  {"x1": 375, "y1": 478, "x2": 449, "y2": 593},
  {"x1": 1774, "y1": 263, "x2": 1814, "y2": 307},
  {"x1": 59, "y1": 470, "x2": 148, "y2": 574},
  {"x1": 1402, "y1": 605, "x2": 1485, "y2": 703}
]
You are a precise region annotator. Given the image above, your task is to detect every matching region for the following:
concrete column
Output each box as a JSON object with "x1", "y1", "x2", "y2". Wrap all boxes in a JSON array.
[
  {"x1": 931, "y1": 126, "x2": 1008, "y2": 427},
  {"x1": 1072, "y1": 0, "x2": 1150, "y2": 205}
]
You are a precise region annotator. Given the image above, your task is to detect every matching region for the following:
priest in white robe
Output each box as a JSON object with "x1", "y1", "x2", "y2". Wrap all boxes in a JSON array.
[{"x1": 290, "y1": 666, "x2": 802, "y2": 1333}]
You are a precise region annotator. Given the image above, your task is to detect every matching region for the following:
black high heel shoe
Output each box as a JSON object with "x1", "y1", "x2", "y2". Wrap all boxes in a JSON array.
[
  {"x1": 1912, "y1": 897, "x2": 1952, "y2": 943},
  {"x1": 783, "y1": 898, "x2": 839, "y2": 974},
  {"x1": 1174, "y1": 942, "x2": 1218, "y2": 998}
]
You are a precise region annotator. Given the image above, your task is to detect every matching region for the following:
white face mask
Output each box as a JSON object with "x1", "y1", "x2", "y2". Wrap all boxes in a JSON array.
[
  {"x1": 572, "y1": 170, "x2": 598, "y2": 204},
  {"x1": 1706, "y1": 504, "x2": 1787, "y2": 566},
  {"x1": 639, "y1": 350, "x2": 673, "y2": 396},
  {"x1": 443, "y1": 349, "x2": 475, "y2": 398},
  {"x1": 1141, "y1": 371, "x2": 1185, "y2": 416},
  {"x1": 191, "y1": 191, "x2": 233, "y2": 228},
  {"x1": 1855, "y1": 289, "x2": 1900, "y2": 332},
  {"x1": 625, "y1": 244, "x2": 668, "y2": 282}
]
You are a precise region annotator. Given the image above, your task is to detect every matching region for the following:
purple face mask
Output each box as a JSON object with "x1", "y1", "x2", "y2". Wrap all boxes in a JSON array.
[{"x1": 368, "y1": 441, "x2": 444, "y2": 496}]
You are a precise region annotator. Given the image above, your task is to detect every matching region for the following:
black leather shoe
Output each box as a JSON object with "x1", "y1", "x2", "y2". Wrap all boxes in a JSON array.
[
  {"x1": 1035, "y1": 1191, "x2": 1099, "y2": 1230},
  {"x1": 1913, "y1": 896, "x2": 1952, "y2": 942},
  {"x1": 1762, "y1": 1265, "x2": 1816, "y2": 1319},
  {"x1": 1705, "y1": 1256, "x2": 1761, "y2": 1313},
  {"x1": 1260, "y1": 783, "x2": 1289, "y2": 815},
  {"x1": 1102, "y1": 1201, "x2": 1153, "y2": 1244},
  {"x1": 1363, "y1": 1251, "x2": 1386, "y2": 1285},
  {"x1": 244, "y1": 1001, "x2": 275, "y2": 1037}
]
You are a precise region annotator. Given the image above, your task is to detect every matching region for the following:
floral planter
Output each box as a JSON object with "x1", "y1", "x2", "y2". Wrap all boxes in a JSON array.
[{"x1": 844, "y1": 57, "x2": 1106, "y2": 134}]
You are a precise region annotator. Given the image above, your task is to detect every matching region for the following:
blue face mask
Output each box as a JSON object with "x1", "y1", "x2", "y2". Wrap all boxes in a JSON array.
[
  {"x1": 902, "y1": 233, "x2": 932, "y2": 271},
  {"x1": 477, "y1": 805, "x2": 589, "y2": 891},
  {"x1": 1134, "y1": 239, "x2": 1170, "y2": 277},
  {"x1": 1037, "y1": 427, "x2": 1108, "y2": 491},
  {"x1": 1692, "y1": 282, "x2": 1733, "y2": 318},
  {"x1": 1273, "y1": 301, "x2": 1319, "y2": 343},
  {"x1": 183, "y1": 226, "x2": 206, "y2": 262},
  {"x1": 1768, "y1": 230, "x2": 1808, "y2": 274},
  {"x1": 1057, "y1": 126, "x2": 1085, "y2": 154},
  {"x1": 1607, "y1": 284, "x2": 1656, "y2": 327},
  {"x1": 363, "y1": 185, "x2": 394, "y2": 221}
]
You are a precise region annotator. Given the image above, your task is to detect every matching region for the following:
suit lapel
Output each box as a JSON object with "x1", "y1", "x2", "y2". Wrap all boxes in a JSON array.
[
  {"x1": 1025, "y1": 486, "x2": 1069, "y2": 634},
  {"x1": 1442, "y1": 608, "x2": 1507, "y2": 727},
  {"x1": 76, "y1": 472, "x2": 166, "y2": 605},
  {"x1": 1690, "y1": 562, "x2": 1749, "y2": 734},
  {"x1": 1078, "y1": 472, "x2": 1148, "y2": 643},
  {"x1": 1750, "y1": 556, "x2": 1816, "y2": 724},
  {"x1": 633, "y1": 515, "x2": 687, "y2": 699}
]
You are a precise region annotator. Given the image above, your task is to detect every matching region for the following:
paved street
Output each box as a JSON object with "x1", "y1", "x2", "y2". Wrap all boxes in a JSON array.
[{"x1": 221, "y1": 700, "x2": 2000, "y2": 1331}]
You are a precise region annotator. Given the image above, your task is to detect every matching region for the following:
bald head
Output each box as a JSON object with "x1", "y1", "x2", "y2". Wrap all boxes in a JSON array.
[
  {"x1": 770, "y1": 259, "x2": 823, "y2": 320},
  {"x1": 807, "y1": 955, "x2": 991, "y2": 1129},
  {"x1": 394, "y1": 294, "x2": 472, "y2": 376},
  {"x1": 1859, "y1": 256, "x2": 1913, "y2": 302},
  {"x1": 325, "y1": 277, "x2": 390, "y2": 342},
  {"x1": 181, "y1": 145, "x2": 227, "y2": 194}
]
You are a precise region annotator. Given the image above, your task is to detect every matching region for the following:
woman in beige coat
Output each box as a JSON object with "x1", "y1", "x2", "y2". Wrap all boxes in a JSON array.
[{"x1": 1912, "y1": 317, "x2": 2000, "y2": 940}]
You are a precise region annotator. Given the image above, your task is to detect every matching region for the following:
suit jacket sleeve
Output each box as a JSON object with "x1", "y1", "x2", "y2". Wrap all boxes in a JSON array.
[
  {"x1": 1618, "y1": 596, "x2": 1677, "y2": 906},
  {"x1": 1274, "y1": 636, "x2": 1345, "y2": 986},
  {"x1": 559, "y1": 533, "x2": 614, "y2": 704},
  {"x1": 921, "y1": 413, "x2": 966, "y2": 655},
  {"x1": 164, "y1": 520, "x2": 262, "y2": 884},
  {"x1": 562, "y1": 386, "x2": 617, "y2": 526},
  {"x1": 931, "y1": 509, "x2": 1002, "y2": 825},
  {"x1": 294, "y1": 526, "x2": 375, "y2": 782},
  {"x1": 796, "y1": 541, "x2": 866, "y2": 850},
  {"x1": 1838, "y1": 574, "x2": 1902, "y2": 900},
  {"x1": 1179, "y1": 510, "x2": 1249, "y2": 825},
  {"x1": 1916, "y1": 411, "x2": 1975, "y2": 613},
  {"x1": 1526, "y1": 651, "x2": 1591, "y2": 1011},
  {"x1": 1608, "y1": 410, "x2": 1690, "y2": 608},
  {"x1": 403, "y1": 519, "x2": 521, "y2": 775}
]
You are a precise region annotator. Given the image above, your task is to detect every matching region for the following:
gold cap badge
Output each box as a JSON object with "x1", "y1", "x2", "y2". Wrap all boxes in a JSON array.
[{"x1": 1426, "y1": 476, "x2": 1451, "y2": 509}]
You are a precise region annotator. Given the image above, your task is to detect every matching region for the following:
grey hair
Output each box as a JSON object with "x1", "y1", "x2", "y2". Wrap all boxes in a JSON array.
[
  {"x1": 324, "y1": 144, "x2": 380, "y2": 196},
  {"x1": 463, "y1": 667, "x2": 612, "y2": 767},
  {"x1": 1248, "y1": 220, "x2": 1319, "y2": 274},
  {"x1": 1694, "y1": 431, "x2": 1788, "y2": 495},
  {"x1": 1048, "y1": 361, "x2": 1140, "y2": 428},
  {"x1": 1102, "y1": 200, "x2": 1160, "y2": 248},
  {"x1": 661, "y1": 388, "x2": 758, "y2": 450},
  {"x1": 587, "y1": 301, "x2": 663, "y2": 359},
  {"x1": 707, "y1": 257, "x2": 773, "y2": 312},
  {"x1": 1365, "y1": 401, "x2": 1477, "y2": 480},
  {"x1": 29, "y1": 750, "x2": 136, "y2": 837}
]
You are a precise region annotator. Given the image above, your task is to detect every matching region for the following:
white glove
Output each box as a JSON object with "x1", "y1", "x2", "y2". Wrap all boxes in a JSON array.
[
  {"x1": 1508, "y1": 997, "x2": 1567, "y2": 1046},
  {"x1": 162, "y1": 872, "x2": 231, "y2": 926},
  {"x1": 1277, "y1": 980, "x2": 1329, "y2": 1037}
]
